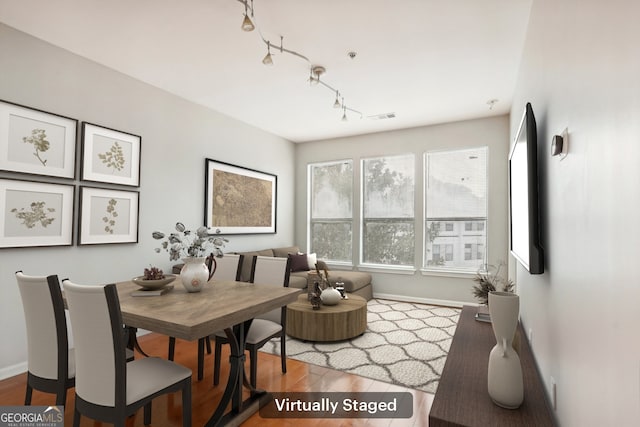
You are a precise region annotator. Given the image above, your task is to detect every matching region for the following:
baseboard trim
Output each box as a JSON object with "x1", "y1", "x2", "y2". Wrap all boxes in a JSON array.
[
  {"x1": 0, "y1": 361, "x2": 27, "y2": 381},
  {"x1": 372, "y1": 292, "x2": 478, "y2": 309}
]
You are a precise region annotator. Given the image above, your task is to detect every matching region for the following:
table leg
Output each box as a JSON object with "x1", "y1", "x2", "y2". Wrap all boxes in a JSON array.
[
  {"x1": 126, "y1": 326, "x2": 150, "y2": 358},
  {"x1": 206, "y1": 320, "x2": 269, "y2": 427}
]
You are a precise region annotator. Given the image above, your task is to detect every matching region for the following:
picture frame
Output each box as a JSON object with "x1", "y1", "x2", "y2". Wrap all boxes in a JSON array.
[
  {"x1": 0, "y1": 178, "x2": 74, "y2": 248},
  {"x1": 0, "y1": 99, "x2": 77, "y2": 179},
  {"x1": 78, "y1": 186, "x2": 139, "y2": 245},
  {"x1": 81, "y1": 122, "x2": 141, "y2": 186},
  {"x1": 205, "y1": 159, "x2": 277, "y2": 234}
]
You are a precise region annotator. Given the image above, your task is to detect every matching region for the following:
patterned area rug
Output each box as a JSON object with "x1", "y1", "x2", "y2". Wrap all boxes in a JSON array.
[{"x1": 260, "y1": 299, "x2": 460, "y2": 394}]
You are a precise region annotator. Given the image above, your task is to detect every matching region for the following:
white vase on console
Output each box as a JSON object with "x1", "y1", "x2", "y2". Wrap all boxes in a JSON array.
[
  {"x1": 487, "y1": 291, "x2": 523, "y2": 409},
  {"x1": 180, "y1": 257, "x2": 208, "y2": 293}
]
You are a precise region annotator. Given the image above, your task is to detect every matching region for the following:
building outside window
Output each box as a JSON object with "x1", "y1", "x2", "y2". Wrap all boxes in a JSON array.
[
  {"x1": 362, "y1": 154, "x2": 415, "y2": 266},
  {"x1": 424, "y1": 147, "x2": 488, "y2": 272},
  {"x1": 308, "y1": 160, "x2": 353, "y2": 262}
]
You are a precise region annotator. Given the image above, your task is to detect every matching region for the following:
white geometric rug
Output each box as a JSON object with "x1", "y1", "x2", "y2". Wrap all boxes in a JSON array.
[{"x1": 260, "y1": 299, "x2": 460, "y2": 394}]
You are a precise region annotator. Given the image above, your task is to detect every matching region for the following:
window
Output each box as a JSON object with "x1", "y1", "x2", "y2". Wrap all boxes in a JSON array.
[
  {"x1": 308, "y1": 160, "x2": 353, "y2": 262},
  {"x1": 424, "y1": 147, "x2": 488, "y2": 272},
  {"x1": 362, "y1": 154, "x2": 415, "y2": 266}
]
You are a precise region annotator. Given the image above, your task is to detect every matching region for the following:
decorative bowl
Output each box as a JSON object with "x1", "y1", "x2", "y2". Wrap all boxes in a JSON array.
[{"x1": 132, "y1": 274, "x2": 176, "y2": 290}]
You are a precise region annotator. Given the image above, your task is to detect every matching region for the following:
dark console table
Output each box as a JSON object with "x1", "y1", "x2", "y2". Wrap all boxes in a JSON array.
[{"x1": 429, "y1": 305, "x2": 556, "y2": 427}]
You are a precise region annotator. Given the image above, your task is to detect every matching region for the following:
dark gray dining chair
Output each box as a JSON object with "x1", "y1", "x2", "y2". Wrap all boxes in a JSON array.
[
  {"x1": 63, "y1": 279, "x2": 192, "y2": 427},
  {"x1": 213, "y1": 255, "x2": 291, "y2": 388}
]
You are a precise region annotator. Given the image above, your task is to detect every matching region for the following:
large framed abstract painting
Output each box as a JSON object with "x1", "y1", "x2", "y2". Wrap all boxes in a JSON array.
[
  {"x1": 0, "y1": 179, "x2": 74, "y2": 248},
  {"x1": 204, "y1": 159, "x2": 277, "y2": 234},
  {"x1": 78, "y1": 186, "x2": 139, "y2": 245},
  {"x1": 0, "y1": 99, "x2": 77, "y2": 179},
  {"x1": 81, "y1": 122, "x2": 141, "y2": 187}
]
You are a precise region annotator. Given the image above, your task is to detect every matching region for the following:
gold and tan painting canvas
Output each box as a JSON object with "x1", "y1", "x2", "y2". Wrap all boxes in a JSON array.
[{"x1": 205, "y1": 159, "x2": 276, "y2": 234}]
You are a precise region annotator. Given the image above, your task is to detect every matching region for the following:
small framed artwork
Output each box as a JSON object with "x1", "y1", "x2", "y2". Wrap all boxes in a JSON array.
[
  {"x1": 0, "y1": 99, "x2": 77, "y2": 178},
  {"x1": 81, "y1": 122, "x2": 141, "y2": 186},
  {"x1": 205, "y1": 159, "x2": 277, "y2": 234},
  {"x1": 0, "y1": 178, "x2": 74, "y2": 248},
  {"x1": 78, "y1": 186, "x2": 139, "y2": 245}
]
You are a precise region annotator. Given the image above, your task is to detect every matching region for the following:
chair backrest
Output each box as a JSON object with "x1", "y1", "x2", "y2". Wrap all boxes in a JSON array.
[
  {"x1": 250, "y1": 256, "x2": 291, "y2": 323},
  {"x1": 16, "y1": 272, "x2": 68, "y2": 381},
  {"x1": 250, "y1": 256, "x2": 291, "y2": 287},
  {"x1": 212, "y1": 254, "x2": 244, "y2": 281},
  {"x1": 63, "y1": 280, "x2": 127, "y2": 408}
]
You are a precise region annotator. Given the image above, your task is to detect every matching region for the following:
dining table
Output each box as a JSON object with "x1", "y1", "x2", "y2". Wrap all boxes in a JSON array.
[{"x1": 115, "y1": 278, "x2": 302, "y2": 427}]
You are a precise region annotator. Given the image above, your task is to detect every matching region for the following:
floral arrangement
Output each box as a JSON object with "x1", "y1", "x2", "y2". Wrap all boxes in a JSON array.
[
  {"x1": 152, "y1": 222, "x2": 228, "y2": 261},
  {"x1": 471, "y1": 261, "x2": 515, "y2": 305}
]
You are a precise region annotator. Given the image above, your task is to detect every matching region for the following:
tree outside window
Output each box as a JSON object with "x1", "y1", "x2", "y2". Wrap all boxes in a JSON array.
[
  {"x1": 308, "y1": 160, "x2": 353, "y2": 262},
  {"x1": 362, "y1": 154, "x2": 415, "y2": 266}
]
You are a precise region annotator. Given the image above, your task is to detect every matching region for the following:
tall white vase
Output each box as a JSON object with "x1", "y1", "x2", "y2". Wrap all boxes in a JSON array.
[
  {"x1": 487, "y1": 291, "x2": 524, "y2": 409},
  {"x1": 180, "y1": 257, "x2": 209, "y2": 293}
]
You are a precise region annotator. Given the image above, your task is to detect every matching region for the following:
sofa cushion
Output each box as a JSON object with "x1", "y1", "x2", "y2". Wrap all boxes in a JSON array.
[
  {"x1": 272, "y1": 246, "x2": 300, "y2": 258},
  {"x1": 288, "y1": 253, "x2": 309, "y2": 272},
  {"x1": 288, "y1": 272, "x2": 308, "y2": 289},
  {"x1": 327, "y1": 271, "x2": 372, "y2": 293}
]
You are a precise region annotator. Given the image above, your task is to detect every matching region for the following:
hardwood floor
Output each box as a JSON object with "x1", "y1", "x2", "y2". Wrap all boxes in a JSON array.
[{"x1": 0, "y1": 333, "x2": 433, "y2": 426}]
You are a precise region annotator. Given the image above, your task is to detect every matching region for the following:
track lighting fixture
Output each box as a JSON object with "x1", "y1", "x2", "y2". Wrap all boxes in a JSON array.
[
  {"x1": 234, "y1": 0, "x2": 362, "y2": 121},
  {"x1": 262, "y1": 41, "x2": 273, "y2": 65},
  {"x1": 241, "y1": 0, "x2": 255, "y2": 31}
]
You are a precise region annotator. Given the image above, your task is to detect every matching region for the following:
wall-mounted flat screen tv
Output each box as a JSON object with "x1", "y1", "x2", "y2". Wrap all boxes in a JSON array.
[{"x1": 509, "y1": 102, "x2": 544, "y2": 274}]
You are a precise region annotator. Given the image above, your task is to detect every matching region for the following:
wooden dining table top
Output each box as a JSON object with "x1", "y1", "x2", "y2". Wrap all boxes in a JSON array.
[{"x1": 115, "y1": 279, "x2": 302, "y2": 341}]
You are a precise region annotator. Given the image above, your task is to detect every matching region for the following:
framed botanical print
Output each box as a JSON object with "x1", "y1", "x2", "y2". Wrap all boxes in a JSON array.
[
  {"x1": 78, "y1": 186, "x2": 139, "y2": 245},
  {"x1": 0, "y1": 179, "x2": 74, "y2": 248},
  {"x1": 0, "y1": 99, "x2": 77, "y2": 179},
  {"x1": 204, "y1": 159, "x2": 277, "y2": 234},
  {"x1": 81, "y1": 122, "x2": 141, "y2": 186}
]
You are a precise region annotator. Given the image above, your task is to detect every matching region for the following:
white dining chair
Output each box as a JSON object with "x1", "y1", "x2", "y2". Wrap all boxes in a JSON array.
[
  {"x1": 211, "y1": 254, "x2": 244, "y2": 281},
  {"x1": 16, "y1": 272, "x2": 75, "y2": 406},
  {"x1": 63, "y1": 279, "x2": 192, "y2": 427},
  {"x1": 213, "y1": 255, "x2": 291, "y2": 388}
]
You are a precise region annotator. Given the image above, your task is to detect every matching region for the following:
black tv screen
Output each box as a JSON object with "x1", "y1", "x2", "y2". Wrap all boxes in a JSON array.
[{"x1": 509, "y1": 103, "x2": 544, "y2": 274}]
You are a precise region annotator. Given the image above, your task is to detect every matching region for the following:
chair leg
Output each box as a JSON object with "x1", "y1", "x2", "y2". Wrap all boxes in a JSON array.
[
  {"x1": 168, "y1": 336, "x2": 176, "y2": 361},
  {"x1": 197, "y1": 338, "x2": 205, "y2": 381},
  {"x1": 250, "y1": 348, "x2": 258, "y2": 389},
  {"x1": 55, "y1": 386, "x2": 67, "y2": 406},
  {"x1": 213, "y1": 338, "x2": 222, "y2": 386},
  {"x1": 280, "y1": 333, "x2": 287, "y2": 374},
  {"x1": 24, "y1": 383, "x2": 33, "y2": 405},
  {"x1": 73, "y1": 407, "x2": 81, "y2": 427},
  {"x1": 182, "y1": 378, "x2": 192, "y2": 427},
  {"x1": 144, "y1": 402, "x2": 152, "y2": 425},
  {"x1": 206, "y1": 336, "x2": 212, "y2": 354}
]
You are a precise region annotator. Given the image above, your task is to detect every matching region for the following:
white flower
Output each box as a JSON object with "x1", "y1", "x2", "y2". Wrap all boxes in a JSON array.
[{"x1": 153, "y1": 222, "x2": 228, "y2": 261}]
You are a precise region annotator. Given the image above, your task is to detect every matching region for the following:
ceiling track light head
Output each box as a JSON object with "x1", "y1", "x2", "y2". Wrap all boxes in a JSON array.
[{"x1": 310, "y1": 65, "x2": 325, "y2": 85}]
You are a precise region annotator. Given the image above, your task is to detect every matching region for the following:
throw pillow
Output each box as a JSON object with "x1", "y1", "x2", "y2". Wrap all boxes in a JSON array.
[
  {"x1": 306, "y1": 252, "x2": 317, "y2": 269},
  {"x1": 288, "y1": 253, "x2": 310, "y2": 272}
]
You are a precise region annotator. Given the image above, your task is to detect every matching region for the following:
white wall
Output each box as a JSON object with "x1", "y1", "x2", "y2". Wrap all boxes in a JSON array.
[
  {"x1": 294, "y1": 116, "x2": 510, "y2": 304},
  {"x1": 0, "y1": 24, "x2": 295, "y2": 379},
  {"x1": 511, "y1": 0, "x2": 640, "y2": 425}
]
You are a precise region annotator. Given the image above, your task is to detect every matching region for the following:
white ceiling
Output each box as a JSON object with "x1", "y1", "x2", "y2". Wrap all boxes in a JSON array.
[{"x1": 0, "y1": 0, "x2": 532, "y2": 142}]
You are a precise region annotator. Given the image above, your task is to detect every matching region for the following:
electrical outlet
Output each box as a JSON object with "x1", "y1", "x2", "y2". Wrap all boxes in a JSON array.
[{"x1": 550, "y1": 376, "x2": 557, "y2": 410}]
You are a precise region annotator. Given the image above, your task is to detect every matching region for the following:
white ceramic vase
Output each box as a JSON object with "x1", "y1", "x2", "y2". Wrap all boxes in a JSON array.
[
  {"x1": 180, "y1": 257, "x2": 209, "y2": 293},
  {"x1": 320, "y1": 287, "x2": 341, "y2": 305},
  {"x1": 487, "y1": 291, "x2": 524, "y2": 409}
]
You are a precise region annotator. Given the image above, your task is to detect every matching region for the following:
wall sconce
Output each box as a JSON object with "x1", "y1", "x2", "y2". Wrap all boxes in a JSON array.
[{"x1": 551, "y1": 128, "x2": 569, "y2": 159}]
